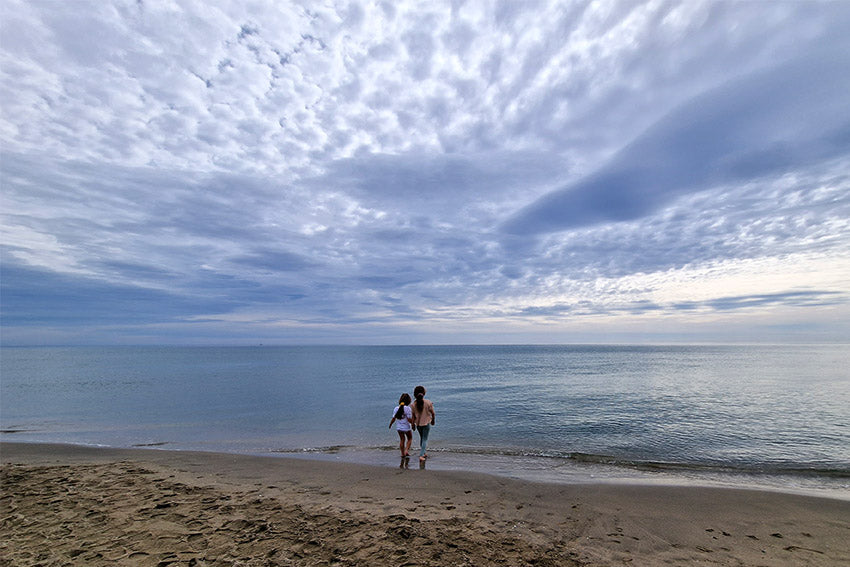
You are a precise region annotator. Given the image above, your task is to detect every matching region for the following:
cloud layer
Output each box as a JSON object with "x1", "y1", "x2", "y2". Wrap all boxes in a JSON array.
[
  {"x1": 504, "y1": 47, "x2": 850, "y2": 234},
  {"x1": 1, "y1": 0, "x2": 849, "y2": 344}
]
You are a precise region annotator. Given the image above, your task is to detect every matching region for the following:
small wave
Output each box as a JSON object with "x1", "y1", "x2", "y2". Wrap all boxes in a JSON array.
[
  {"x1": 270, "y1": 445, "x2": 354, "y2": 454},
  {"x1": 415, "y1": 446, "x2": 850, "y2": 479},
  {"x1": 264, "y1": 443, "x2": 850, "y2": 480}
]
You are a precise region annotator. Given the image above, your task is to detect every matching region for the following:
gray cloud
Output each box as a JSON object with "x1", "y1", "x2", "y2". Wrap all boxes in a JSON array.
[
  {"x1": 2, "y1": 1, "x2": 849, "y2": 344},
  {"x1": 230, "y1": 250, "x2": 319, "y2": 272},
  {"x1": 503, "y1": 47, "x2": 850, "y2": 235},
  {"x1": 315, "y1": 150, "x2": 566, "y2": 214},
  {"x1": 675, "y1": 291, "x2": 847, "y2": 312},
  {"x1": 0, "y1": 261, "x2": 239, "y2": 326},
  {"x1": 508, "y1": 292, "x2": 848, "y2": 321}
]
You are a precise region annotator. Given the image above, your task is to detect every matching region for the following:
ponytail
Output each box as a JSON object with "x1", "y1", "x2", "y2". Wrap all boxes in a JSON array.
[
  {"x1": 395, "y1": 392, "x2": 411, "y2": 419},
  {"x1": 414, "y1": 385, "x2": 425, "y2": 413}
]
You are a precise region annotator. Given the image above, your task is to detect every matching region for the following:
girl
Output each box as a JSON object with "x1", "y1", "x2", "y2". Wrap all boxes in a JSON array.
[
  {"x1": 411, "y1": 385, "x2": 436, "y2": 462},
  {"x1": 388, "y1": 393, "x2": 413, "y2": 457}
]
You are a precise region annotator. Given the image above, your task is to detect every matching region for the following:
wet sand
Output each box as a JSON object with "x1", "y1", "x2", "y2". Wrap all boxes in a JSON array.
[{"x1": 1, "y1": 442, "x2": 848, "y2": 566}]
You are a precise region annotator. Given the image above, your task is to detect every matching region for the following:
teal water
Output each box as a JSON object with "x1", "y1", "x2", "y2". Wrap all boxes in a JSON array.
[{"x1": 1, "y1": 345, "x2": 848, "y2": 496}]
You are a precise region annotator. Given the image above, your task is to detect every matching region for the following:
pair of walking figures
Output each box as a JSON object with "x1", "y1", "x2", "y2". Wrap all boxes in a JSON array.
[{"x1": 389, "y1": 385, "x2": 436, "y2": 463}]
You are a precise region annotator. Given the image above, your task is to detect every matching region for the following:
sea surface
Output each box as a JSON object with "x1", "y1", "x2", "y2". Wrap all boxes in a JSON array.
[{"x1": 1, "y1": 344, "x2": 848, "y2": 497}]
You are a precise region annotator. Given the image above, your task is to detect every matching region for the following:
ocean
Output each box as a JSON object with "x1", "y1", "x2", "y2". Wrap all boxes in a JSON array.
[{"x1": 1, "y1": 344, "x2": 848, "y2": 497}]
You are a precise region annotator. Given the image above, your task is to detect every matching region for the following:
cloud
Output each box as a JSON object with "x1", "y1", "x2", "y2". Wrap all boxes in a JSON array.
[
  {"x1": 2, "y1": 1, "x2": 849, "y2": 344},
  {"x1": 503, "y1": 47, "x2": 850, "y2": 235},
  {"x1": 312, "y1": 150, "x2": 565, "y2": 215},
  {"x1": 0, "y1": 262, "x2": 237, "y2": 326},
  {"x1": 230, "y1": 250, "x2": 319, "y2": 272},
  {"x1": 675, "y1": 291, "x2": 846, "y2": 312}
]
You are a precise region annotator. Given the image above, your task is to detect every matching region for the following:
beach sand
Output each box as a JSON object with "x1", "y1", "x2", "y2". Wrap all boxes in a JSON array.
[{"x1": 1, "y1": 442, "x2": 847, "y2": 566}]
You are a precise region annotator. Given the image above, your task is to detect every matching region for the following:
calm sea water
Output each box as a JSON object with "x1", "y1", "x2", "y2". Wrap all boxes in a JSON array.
[{"x1": 1, "y1": 345, "x2": 848, "y2": 496}]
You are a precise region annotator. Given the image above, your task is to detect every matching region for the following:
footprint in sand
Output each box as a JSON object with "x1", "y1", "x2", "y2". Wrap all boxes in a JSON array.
[{"x1": 784, "y1": 545, "x2": 825, "y2": 554}]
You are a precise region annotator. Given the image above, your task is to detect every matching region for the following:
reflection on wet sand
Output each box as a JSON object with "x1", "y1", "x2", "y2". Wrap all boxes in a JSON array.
[{"x1": 395, "y1": 455, "x2": 426, "y2": 470}]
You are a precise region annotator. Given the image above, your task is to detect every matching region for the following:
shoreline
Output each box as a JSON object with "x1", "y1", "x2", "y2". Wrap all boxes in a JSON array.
[
  {"x1": 5, "y1": 436, "x2": 848, "y2": 501},
  {"x1": 2, "y1": 442, "x2": 849, "y2": 566},
  {"x1": 269, "y1": 445, "x2": 850, "y2": 500}
]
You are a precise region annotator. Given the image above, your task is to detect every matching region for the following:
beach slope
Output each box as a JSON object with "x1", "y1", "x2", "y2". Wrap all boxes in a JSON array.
[{"x1": 1, "y1": 442, "x2": 848, "y2": 566}]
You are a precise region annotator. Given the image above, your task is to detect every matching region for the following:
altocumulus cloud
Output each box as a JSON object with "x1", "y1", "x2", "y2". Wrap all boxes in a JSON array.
[{"x1": 1, "y1": 0, "x2": 849, "y2": 345}]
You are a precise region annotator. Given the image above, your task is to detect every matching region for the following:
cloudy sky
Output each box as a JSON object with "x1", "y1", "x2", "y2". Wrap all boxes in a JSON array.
[{"x1": 2, "y1": 0, "x2": 849, "y2": 345}]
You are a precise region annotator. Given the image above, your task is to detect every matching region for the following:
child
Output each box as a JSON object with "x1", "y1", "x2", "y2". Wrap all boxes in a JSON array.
[
  {"x1": 412, "y1": 385, "x2": 436, "y2": 462},
  {"x1": 388, "y1": 393, "x2": 413, "y2": 457}
]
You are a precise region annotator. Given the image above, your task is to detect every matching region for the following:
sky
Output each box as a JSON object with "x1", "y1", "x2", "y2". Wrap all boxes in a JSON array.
[{"x1": 1, "y1": 0, "x2": 849, "y2": 346}]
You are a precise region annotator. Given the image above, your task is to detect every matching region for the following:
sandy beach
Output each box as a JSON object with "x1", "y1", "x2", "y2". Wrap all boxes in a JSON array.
[{"x1": 1, "y1": 442, "x2": 848, "y2": 566}]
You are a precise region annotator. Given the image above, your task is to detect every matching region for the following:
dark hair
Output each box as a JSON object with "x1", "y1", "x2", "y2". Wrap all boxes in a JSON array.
[
  {"x1": 395, "y1": 393, "x2": 411, "y2": 419},
  {"x1": 413, "y1": 385, "x2": 425, "y2": 413}
]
